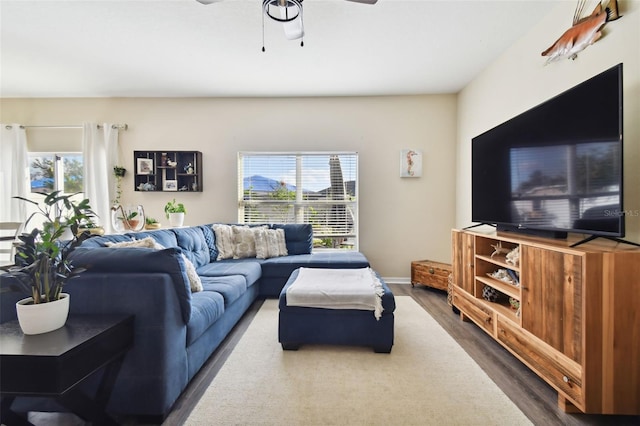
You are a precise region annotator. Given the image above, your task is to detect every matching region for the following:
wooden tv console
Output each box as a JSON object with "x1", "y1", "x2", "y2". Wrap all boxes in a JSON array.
[{"x1": 451, "y1": 229, "x2": 640, "y2": 415}]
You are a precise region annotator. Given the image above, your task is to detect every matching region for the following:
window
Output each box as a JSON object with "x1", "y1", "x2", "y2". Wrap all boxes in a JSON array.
[
  {"x1": 238, "y1": 152, "x2": 358, "y2": 250},
  {"x1": 26, "y1": 152, "x2": 84, "y2": 230},
  {"x1": 29, "y1": 153, "x2": 83, "y2": 194}
]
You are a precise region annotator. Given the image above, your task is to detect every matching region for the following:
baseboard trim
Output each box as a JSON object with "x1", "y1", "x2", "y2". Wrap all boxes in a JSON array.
[{"x1": 382, "y1": 277, "x2": 411, "y2": 285}]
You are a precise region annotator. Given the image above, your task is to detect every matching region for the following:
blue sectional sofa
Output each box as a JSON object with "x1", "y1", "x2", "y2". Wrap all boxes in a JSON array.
[{"x1": 0, "y1": 223, "x2": 369, "y2": 422}]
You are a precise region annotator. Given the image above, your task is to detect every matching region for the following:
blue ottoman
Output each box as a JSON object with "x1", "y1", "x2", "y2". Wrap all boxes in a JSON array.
[{"x1": 278, "y1": 268, "x2": 395, "y2": 353}]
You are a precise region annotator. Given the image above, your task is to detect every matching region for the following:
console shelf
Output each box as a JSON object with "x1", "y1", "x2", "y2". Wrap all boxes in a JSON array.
[{"x1": 451, "y1": 228, "x2": 640, "y2": 415}]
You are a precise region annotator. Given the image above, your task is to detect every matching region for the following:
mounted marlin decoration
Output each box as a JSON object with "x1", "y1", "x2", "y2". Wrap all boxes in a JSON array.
[{"x1": 541, "y1": 0, "x2": 622, "y2": 64}]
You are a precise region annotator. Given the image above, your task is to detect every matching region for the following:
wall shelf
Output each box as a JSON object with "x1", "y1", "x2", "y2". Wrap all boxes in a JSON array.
[{"x1": 133, "y1": 151, "x2": 202, "y2": 192}]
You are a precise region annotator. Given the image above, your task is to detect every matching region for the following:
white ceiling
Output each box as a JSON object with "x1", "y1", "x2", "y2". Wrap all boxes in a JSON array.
[{"x1": 0, "y1": 0, "x2": 557, "y2": 98}]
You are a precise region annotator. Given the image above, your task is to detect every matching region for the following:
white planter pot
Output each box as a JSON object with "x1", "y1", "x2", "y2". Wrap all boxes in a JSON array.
[
  {"x1": 16, "y1": 293, "x2": 70, "y2": 335},
  {"x1": 168, "y1": 212, "x2": 185, "y2": 227}
]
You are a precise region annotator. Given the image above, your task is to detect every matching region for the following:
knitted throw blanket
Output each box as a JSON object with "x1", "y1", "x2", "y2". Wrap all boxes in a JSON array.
[{"x1": 285, "y1": 267, "x2": 384, "y2": 320}]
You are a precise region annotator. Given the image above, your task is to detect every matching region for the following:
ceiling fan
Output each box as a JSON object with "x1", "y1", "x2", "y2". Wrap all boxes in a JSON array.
[{"x1": 195, "y1": 0, "x2": 378, "y2": 50}]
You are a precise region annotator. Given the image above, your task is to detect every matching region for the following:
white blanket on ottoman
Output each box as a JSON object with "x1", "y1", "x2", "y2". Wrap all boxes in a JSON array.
[{"x1": 286, "y1": 267, "x2": 385, "y2": 319}]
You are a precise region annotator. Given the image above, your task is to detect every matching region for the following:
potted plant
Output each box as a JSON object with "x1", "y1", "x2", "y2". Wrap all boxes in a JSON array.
[
  {"x1": 164, "y1": 199, "x2": 186, "y2": 227},
  {"x1": 145, "y1": 217, "x2": 161, "y2": 230},
  {"x1": 113, "y1": 165, "x2": 126, "y2": 206},
  {"x1": 77, "y1": 217, "x2": 105, "y2": 236},
  {"x1": 7, "y1": 191, "x2": 96, "y2": 335},
  {"x1": 111, "y1": 204, "x2": 145, "y2": 232},
  {"x1": 121, "y1": 210, "x2": 140, "y2": 231}
]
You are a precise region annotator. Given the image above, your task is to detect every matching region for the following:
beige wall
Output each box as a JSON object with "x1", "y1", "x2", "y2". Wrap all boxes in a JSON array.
[
  {"x1": 6, "y1": 2, "x2": 633, "y2": 282},
  {"x1": 457, "y1": 1, "x2": 640, "y2": 244},
  {"x1": 1, "y1": 95, "x2": 458, "y2": 281}
]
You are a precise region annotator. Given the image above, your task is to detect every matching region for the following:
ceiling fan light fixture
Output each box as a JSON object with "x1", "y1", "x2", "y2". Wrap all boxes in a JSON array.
[
  {"x1": 262, "y1": 0, "x2": 304, "y2": 51},
  {"x1": 263, "y1": 0, "x2": 302, "y2": 23}
]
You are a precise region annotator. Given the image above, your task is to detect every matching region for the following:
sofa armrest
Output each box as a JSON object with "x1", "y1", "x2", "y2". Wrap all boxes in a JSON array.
[
  {"x1": 64, "y1": 273, "x2": 189, "y2": 416},
  {"x1": 69, "y1": 247, "x2": 192, "y2": 322}
]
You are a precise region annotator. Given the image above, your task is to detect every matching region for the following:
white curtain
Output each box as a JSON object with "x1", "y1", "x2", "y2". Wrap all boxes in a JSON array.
[
  {"x1": 83, "y1": 123, "x2": 119, "y2": 233},
  {"x1": 0, "y1": 124, "x2": 28, "y2": 222}
]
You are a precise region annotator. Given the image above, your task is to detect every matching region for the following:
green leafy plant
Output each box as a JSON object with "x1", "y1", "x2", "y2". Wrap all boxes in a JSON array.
[
  {"x1": 164, "y1": 199, "x2": 186, "y2": 219},
  {"x1": 8, "y1": 191, "x2": 97, "y2": 304},
  {"x1": 113, "y1": 166, "x2": 126, "y2": 178},
  {"x1": 146, "y1": 217, "x2": 159, "y2": 225},
  {"x1": 113, "y1": 165, "x2": 126, "y2": 205},
  {"x1": 119, "y1": 211, "x2": 138, "y2": 221}
]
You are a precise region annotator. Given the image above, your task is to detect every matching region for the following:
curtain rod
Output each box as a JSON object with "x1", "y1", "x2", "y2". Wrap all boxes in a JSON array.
[{"x1": 4, "y1": 124, "x2": 128, "y2": 131}]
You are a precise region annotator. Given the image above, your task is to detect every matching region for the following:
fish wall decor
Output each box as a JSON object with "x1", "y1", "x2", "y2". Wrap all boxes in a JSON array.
[{"x1": 541, "y1": 0, "x2": 622, "y2": 65}]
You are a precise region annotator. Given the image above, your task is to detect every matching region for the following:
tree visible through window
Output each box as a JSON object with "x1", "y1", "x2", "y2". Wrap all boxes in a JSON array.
[
  {"x1": 238, "y1": 152, "x2": 358, "y2": 250},
  {"x1": 29, "y1": 153, "x2": 83, "y2": 194},
  {"x1": 25, "y1": 153, "x2": 84, "y2": 231}
]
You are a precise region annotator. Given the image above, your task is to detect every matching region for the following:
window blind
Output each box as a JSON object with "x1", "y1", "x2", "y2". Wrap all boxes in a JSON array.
[{"x1": 238, "y1": 152, "x2": 358, "y2": 250}]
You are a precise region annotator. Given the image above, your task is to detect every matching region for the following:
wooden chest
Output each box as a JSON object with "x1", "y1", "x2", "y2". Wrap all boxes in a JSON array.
[{"x1": 411, "y1": 260, "x2": 452, "y2": 292}]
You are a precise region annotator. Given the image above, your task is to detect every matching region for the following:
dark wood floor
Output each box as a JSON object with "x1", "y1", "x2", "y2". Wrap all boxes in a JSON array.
[
  {"x1": 23, "y1": 284, "x2": 640, "y2": 425},
  {"x1": 162, "y1": 284, "x2": 640, "y2": 426}
]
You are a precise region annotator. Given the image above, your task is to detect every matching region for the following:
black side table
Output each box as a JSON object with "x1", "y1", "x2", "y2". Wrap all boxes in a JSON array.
[{"x1": 0, "y1": 314, "x2": 134, "y2": 426}]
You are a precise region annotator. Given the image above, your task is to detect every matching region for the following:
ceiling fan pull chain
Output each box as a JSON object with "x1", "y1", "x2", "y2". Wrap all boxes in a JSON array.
[
  {"x1": 262, "y1": 5, "x2": 266, "y2": 52},
  {"x1": 300, "y1": 3, "x2": 304, "y2": 47}
]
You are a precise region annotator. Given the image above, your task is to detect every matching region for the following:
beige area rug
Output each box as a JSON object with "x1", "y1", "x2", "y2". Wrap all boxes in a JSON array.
[{"x1": 186, "y1": 297, "x2": 532, "y2": 426}]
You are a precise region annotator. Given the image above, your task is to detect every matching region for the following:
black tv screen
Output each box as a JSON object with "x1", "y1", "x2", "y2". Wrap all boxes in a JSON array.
[{"x1": 472, "y1": 63, "x2": 623, "y2": 238}]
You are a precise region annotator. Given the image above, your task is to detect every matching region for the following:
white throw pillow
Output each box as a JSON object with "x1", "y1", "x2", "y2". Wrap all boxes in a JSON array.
[
  {"x1": 232, "y1": 225, "x2": 257, "y2": 259},
  {"x1": 254, "y1": 228, "x2": 269, "y2": 259},
  {"x1": 275, "y1": 228, "x2": 288, "y2": 256},
  {"x1": 256, "y1": 228, "x2": 288, "y2": 259},
  {"x1": 212, "y1": 224, "x2": 235, "y2": 260},
  {"x1": 180, "y1": 253, "x2": 203, "y2": 293},
  {"x1": 105, "y1": 237, "x2": 157, "y2": 248},
  {"x1": 265, "y1": 229, "x2": 281, "y2": 258}
]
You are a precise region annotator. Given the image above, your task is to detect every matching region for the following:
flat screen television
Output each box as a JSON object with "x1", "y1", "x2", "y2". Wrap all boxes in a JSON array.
[{"x1": 471, "y1": 63, "x2": 625, "y2": 244}]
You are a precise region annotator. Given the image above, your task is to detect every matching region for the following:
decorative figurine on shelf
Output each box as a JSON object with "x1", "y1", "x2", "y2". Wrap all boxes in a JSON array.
[
  {"x1": 185, "y1": 163, "x2": 194, "y2": 174},
  {"x1": 137, "y1": 182, "x2": 156, "y2": 191},
  {"x1": 161, "y1": 153, "x2": 168, "y2": 166},
  {"x1": 166, "y1": 159, "x2": 177, "y2": 168},
  {"x1": 490, "y1": 241, "x2": 510, "y2": 258},
  {"x1": 506, "y1": 246, "x2": 520, "y2": 266}
]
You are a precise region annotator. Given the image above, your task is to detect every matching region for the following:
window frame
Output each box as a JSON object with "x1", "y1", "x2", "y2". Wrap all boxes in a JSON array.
[{"x1": 238, "y1": 151, "x2": 359, "y2": 251}]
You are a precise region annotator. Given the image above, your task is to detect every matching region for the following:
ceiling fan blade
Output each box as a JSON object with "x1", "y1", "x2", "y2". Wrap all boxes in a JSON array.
[
  {"x1": 195, "y1": 0, "x2": 224, "y2": 4},
  {"x1": 344, "y1": 0, "x2": 378, "y2": 4}
]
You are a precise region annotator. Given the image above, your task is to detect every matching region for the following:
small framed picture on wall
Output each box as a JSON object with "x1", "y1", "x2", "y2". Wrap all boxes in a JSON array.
[
  {"x1": 137, "y1": 158, "x2": 154, "y2": 175},
  {"x1": 163, "y1": 180, "x2": 178, "y2": 191},
  {"x1": 400, "y1": 149, "x2": 422, "y2": 178}
]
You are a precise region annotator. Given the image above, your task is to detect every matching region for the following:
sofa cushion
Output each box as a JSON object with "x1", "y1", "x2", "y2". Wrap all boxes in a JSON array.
[
  {"x1": 132, "y1": 229, "x2": 178, "y2": 249},
  {"x1": 80, "y1": 229, "x2": 179, "y2": 249},
  {"x1": 187, "y1": 290, "x2": 225, "y2": 346},
  {"x1": 260, "y1": 252, "x2": 370, "y2": 279},
  {"x1": 200, "y1": 275, "x2": 247, "y2": 306},
  {"x1": 173, "y1": 227, "x2": 210, "y2": 268},
  {"x1": 80, "y1": 233, "x2": 131, "y2": 248},
  {"x1": 271, "y1": 224, "x2": 312, "y2": 255},
  {"x1": 197, "y1": 259, "x2": 262, "y2": 288}
]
